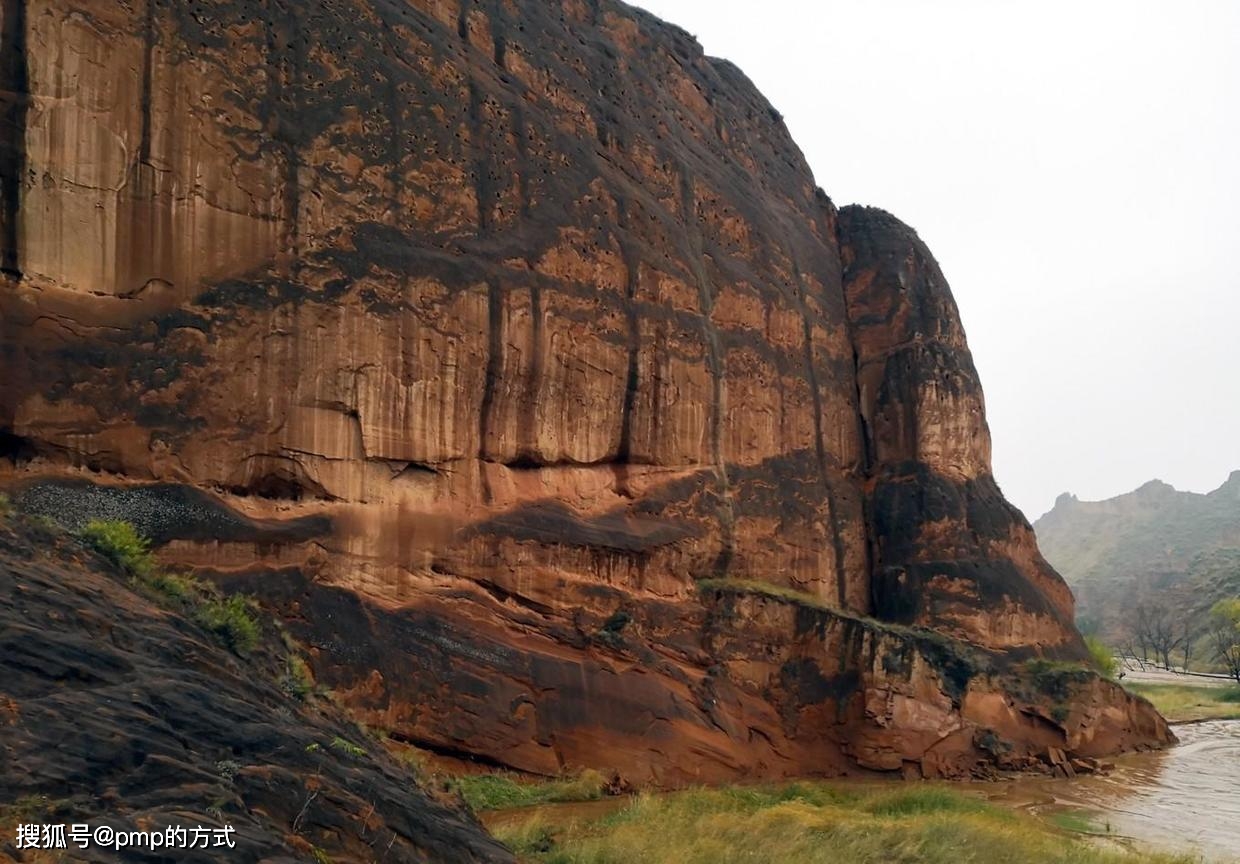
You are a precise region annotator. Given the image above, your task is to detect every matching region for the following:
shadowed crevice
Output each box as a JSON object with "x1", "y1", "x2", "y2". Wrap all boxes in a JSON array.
[
  {"x1": 0, "y1": 0, "x2": 28, "y2": 278},
  {"x1": 793, "y1": 259, "x2": 850, "y2": 611}
]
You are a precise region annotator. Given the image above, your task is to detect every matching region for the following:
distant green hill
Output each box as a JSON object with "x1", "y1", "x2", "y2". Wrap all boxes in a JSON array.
[{"x1": 1034, "y1": 473, "x2": 1240, "y2": 640}]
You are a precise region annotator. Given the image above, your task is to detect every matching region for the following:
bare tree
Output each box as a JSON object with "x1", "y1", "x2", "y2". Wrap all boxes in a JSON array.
[
  {"x1": 1210, "y1": 599, "x2": 1240, "y2": 685},
  {"x1": 1133, "y1": 603, "x2": 1185, "y2": 670},
  {"x1": 1127, "y1": 606, "x2": 1152, "y2": 665},
  {"x1": 1178, "y1": 616, "x2": 1199, "y2": 672},
  {"x1": 1119, "y1": 638, "x2": 1148, "y2": 670},
  {"x1": 1211, "y1": 628, "x2": 1240, "y2": 685}
]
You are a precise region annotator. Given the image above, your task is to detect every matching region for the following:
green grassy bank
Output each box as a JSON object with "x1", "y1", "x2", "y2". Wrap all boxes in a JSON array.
[
  {"x1": 1126, "y1": 682, "x2": 1240, "y2": 723},
  {"x1": 491, "y1": 784, "x2": 1199, "y2": 864}
]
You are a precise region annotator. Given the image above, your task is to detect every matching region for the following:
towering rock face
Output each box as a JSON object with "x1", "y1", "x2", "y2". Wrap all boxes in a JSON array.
[
  {"x1": 840, "y1": 208, "x2": 1080, "y2": 652},
  {"x1": 0, "y1": 0, "x2": 1168, "y2": 782}
]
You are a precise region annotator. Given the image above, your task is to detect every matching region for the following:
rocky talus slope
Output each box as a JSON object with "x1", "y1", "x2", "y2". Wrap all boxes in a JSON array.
[
  {"x1": 0, "y1": 512, "x2": 512, "y2": 863},
  {"x1": 0, "y1": 0, "x2": 1169, "y2": 786}
]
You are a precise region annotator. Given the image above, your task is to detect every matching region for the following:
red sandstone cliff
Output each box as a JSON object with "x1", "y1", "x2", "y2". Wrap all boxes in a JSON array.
[{"x1": 0, "y1": 0, "x2": 1170, "y2": 783}]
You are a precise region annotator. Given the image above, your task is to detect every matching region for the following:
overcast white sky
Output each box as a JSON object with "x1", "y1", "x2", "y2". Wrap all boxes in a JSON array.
[{"x1": 634, "y1": 0, "x2": 1240, "y2": 520}]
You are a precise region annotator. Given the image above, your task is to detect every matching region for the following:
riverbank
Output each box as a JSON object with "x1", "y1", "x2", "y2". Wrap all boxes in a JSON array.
[
  {"x1": 485, "y1": 783, "x2": 1199, "y2": 864},
  {"x1": 470, "y1": 717, "x2": 1240, "y2": 863},
  {"x1": 457, "y1": 687, "x2": 1240, "y2": 863},
  {"x1": 1126, "y1": 682, "x2": 1240, "y2": 723}
]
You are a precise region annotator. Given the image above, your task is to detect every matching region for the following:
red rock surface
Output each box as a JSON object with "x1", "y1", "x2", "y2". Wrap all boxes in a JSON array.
[{"x1": 0, "y1": 0, "x2": 1171, "y2": 784}]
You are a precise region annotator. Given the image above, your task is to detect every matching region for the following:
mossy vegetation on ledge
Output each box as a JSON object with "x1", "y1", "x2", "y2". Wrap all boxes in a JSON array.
[
  {"x1": 696, "y1": 577, "x2": 836, "y2": 611},
  {"x1": 1019, "y1": 659, "x2": 1097, "y2": 699},
  {"x1": 494, "y1": 783, "x2": 1197, "y2": 864},
  {"x1": 696, "y1": 578, "x2": 988, "y2": 701}
]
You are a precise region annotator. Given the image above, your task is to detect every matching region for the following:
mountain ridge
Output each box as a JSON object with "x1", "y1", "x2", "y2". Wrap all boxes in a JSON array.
[{"x1": 1035, "y1": 471, "x2": 1240, "y2": 637}]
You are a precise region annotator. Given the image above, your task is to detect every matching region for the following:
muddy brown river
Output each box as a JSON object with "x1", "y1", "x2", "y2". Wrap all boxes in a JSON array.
[
  {"x1": 486, "y1": 720, "x2": 1240, "y2": 861},
  {"x1": 981, "y1": 720, "x2": 1240, "y2": 861}
]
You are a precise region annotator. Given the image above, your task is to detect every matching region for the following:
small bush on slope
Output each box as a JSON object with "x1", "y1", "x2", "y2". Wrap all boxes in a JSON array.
[
  {"x1": 80, "y1": 519, "x2": 155, "y2": 579},
  {"x1": 79, "y1": 519, "x2": 260, "y2": 656},
  {"x1": 194, "y1": 593, "x2": 261, "y2": 656},
  {"x1": 1085, "y1": 635, "x2": 1119, "y2": 678}
]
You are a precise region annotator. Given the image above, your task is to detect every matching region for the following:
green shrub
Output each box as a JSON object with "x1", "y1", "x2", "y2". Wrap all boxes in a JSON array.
[
  {"x1": 76, "y1": 518, "x2": 264, "y2": 659},
  {"x1": 80, "y1": 519, "x2": 155, "y2": 578},
  {"x1": 0, "y1": 492, "x2": 11, "y2": 517},
  {"x1": 131, "y1": 566, "x2": 261, "y2": 658},
  {"x1": 195, "y1": 594, "x2": 260, "y2": 656},
  {"x1": 282, "y1": 654, "x2": 314, "y2": 699},
  {"x1": 147, "y1": 570, "x2": 199, "y2": 604},
  {"x1": 329, "y1": 736, "x2": 366, "y2": 759},
  {"x1": 1085, "y1": 636, "x2": 1118, "y2": 678},
  {"x1": 597, "y1": 610, "x2": 633, "y2": 646},
  {"x1": 216, "y1": 759, "x2": 241, "y2": 783}
]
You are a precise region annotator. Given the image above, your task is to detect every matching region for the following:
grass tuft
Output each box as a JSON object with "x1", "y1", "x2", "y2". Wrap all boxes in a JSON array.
[
  {"x1": 457, "y1": 770, "x2": 608, "y2": 811},
  {"x1": 329, "y1": 737, "x2": 366, "y2": 759},
  {"x1": 194, "y1": 593, "x2": 261, "y2": 656},
  {"x1": 861, "y1": 787, "x2": 993, "y2": 818},
  {"x1": 80, "y1": 519, "x2": 155, "y2": 579},
  {"x1": 282, "y1": 654, "x2": 314, "y2": 699},
  {"x1": 1050, "y1": 811, "x2": 1100, "y2": 835}
]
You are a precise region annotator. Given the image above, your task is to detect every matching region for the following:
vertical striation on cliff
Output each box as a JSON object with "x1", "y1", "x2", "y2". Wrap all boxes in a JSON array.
[
  {"x1": 0, "y1": 0, "x2": 29, "y2": 278},
  {"x1": 0, "y1": 0, "x2": 1169, "y2": 782}
]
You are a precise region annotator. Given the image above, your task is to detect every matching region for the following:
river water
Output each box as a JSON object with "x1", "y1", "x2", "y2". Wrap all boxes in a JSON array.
[
  {"x1": 485, "y1": 721, "x2": 1240, "y2": 861},
  {"x1": 981, "y1": 720, "x2": 1240, "y2": 861}
]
